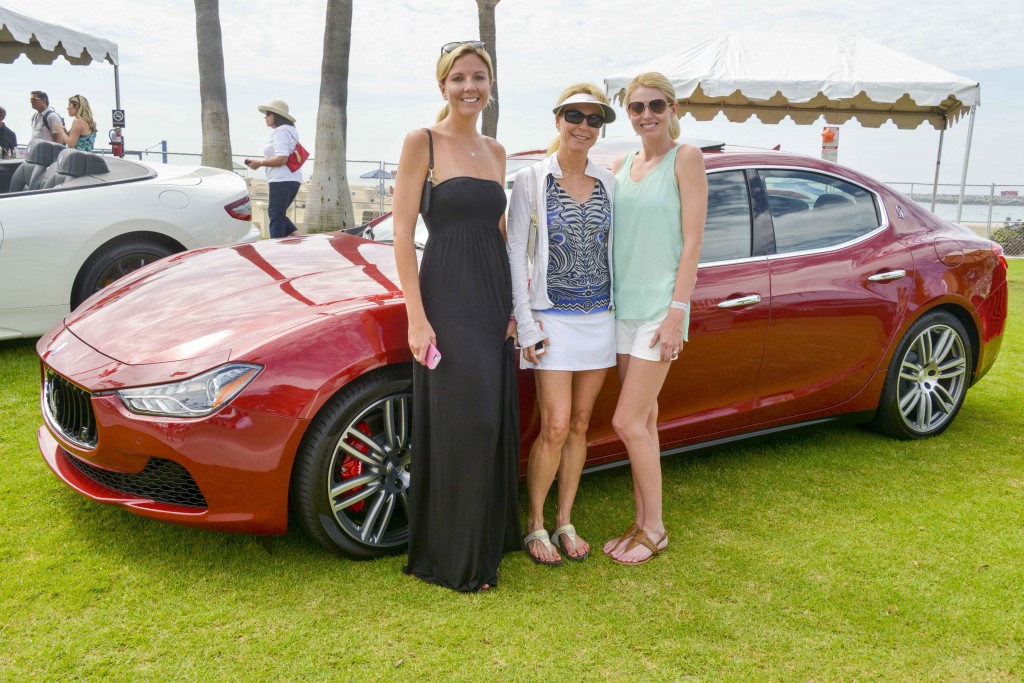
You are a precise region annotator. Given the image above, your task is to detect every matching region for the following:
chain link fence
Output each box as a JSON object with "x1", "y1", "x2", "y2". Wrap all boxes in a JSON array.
[
  {"x1": 127, "y1": 148, "x2": 397, "y2": 237},
  {"x1": 886, "y1": 182, "x2": 1024, "y2": 255},
  {"x1": 13, "y1": 142, "x2": 1022, "y2": 252}
]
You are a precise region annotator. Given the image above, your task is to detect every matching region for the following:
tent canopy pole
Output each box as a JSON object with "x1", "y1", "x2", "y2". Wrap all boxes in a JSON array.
[
  {"x1": 931, "y1": 119, "x2": 945, "y2": 212},
  {"x1": 955, "y1": 105, "x2": 977, "y2": 222}
]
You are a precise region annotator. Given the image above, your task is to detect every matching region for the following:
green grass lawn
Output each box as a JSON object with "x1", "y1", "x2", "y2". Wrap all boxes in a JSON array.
[{"x1": 2, "y1": 263, "x2": 1021, "y2": 681}]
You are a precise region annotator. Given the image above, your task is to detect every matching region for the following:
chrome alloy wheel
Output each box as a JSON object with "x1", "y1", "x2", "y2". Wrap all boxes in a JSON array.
[
  {"x1": 896, "y1": 323, "x2": 967, "y2": 434},
  {"x1": 326, "y1": 391, "x2": 413, "y2": 549}
]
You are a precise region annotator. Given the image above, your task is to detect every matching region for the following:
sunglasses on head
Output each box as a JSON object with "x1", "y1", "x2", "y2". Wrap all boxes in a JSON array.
[
  {"x1": 441, "y1": 40, "x2": 485, "y2": 54},
  {"x1": 562, "y1": 109, "x2": 605, "y2": 129},
  {"x1": 627, "y1": 99, "x2": 669, "y2": 116}
]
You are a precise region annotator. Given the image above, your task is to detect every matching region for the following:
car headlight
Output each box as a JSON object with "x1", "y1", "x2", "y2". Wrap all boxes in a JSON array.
[{"x1": 117, "y1": 363, "x2": 262, "y2": 417}]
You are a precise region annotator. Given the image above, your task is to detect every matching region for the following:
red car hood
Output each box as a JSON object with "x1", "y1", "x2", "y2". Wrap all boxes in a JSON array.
[{"x1": 66, "y1": 234, "x2": 404, "y2": 365}]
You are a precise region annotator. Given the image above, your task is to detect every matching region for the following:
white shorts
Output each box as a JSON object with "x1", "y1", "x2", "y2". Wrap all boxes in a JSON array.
[
  {"x1": 521, "y1": 309, "x2": 615, "y2": 371},
  {"x1": 616, "y1": 311, "x2": 673, "y2": 362}
]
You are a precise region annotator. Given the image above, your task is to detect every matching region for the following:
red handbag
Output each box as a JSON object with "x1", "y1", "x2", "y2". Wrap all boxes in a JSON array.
[{"x1": 287, "y1": 142, "x2": 309, "y2": 172}]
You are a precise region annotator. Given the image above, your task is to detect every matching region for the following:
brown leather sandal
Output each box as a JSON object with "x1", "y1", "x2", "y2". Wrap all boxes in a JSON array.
[
  {"x1": 609, "y1": 529, "x2": 668, "y2": 566},
  {"x1": 603, "y1": 522, "x2": 639, "y2": 556}
]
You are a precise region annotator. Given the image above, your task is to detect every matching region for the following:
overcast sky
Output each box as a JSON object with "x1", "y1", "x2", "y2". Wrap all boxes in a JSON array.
[{"x1": 3, "y1": 0, "x2": 1022, "y2": 185}]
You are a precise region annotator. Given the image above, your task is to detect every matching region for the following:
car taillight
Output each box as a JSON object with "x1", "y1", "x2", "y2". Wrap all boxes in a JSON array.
[
  {"x1": 225, "y1": 195, "x2": 252, "y2": 222},
  {"x1": 992, "y1": 243, "x2": 1008, "y2": 271}
]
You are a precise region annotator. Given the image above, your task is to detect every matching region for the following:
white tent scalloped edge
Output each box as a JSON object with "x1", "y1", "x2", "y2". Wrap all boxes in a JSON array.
[{"x1": 605, "y1": 33, "x2": 980, "y2": 217}]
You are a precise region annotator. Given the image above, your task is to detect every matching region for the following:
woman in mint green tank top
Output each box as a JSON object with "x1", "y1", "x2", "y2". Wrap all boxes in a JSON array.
[{"x1": 604, "y1": 72, "x2": 707, "y2": 566}]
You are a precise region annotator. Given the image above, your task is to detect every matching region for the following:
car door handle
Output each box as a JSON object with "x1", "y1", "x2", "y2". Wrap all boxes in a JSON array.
[
  {"x1": 717, "y1": 294, "x2": 762, "y2": 309},
  {"x1": 867, "y1": 269, "x2": 907, "y2": 282}
]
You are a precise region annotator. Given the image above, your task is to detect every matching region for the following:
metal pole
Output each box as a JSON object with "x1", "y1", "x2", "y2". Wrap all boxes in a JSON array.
[
  {"x1": 161, "y1": 140, "x2": 168, "y2": 164},
  {"x1": 113, "y1": 64, "x2": 122, "y2": 110},
  {"x1": 986, "y1": 183, "x2": 995, "y2": 239},
  {"x1": 931, "y1": 123, "x2": 945, "y2": 212},
  {"x1": 956, "y1": 106, "x2": 977, "y2": 223}
]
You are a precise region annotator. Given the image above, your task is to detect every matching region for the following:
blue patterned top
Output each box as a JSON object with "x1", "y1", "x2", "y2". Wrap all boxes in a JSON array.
[
  {"x1": 74, "y1": 131, "x2": 96, "y2": 152},
  {"x1": 545, "y1": 174, "x2": 611, "y2": 313}
]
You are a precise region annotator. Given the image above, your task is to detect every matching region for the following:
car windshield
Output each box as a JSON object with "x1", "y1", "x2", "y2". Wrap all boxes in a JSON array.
[
  {"x1": 366, "y1": 213, "x2": 428, "y2": 248},
  {"x1": 504, "y1": 158, "x2": 538, "y2": 187},
  {"x1": 368, "y1": 188, "x2": 513, "y2": 249}
]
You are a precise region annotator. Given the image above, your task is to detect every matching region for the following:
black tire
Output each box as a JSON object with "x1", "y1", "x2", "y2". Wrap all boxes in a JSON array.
[
  {"x1": 290, "y1": 367, "x2": 414, "y2": 559},
  {"x1": 870, "y1": 310, "x2": 972, "y2": 440},
  {"x1": 72, "y1": 240, "x2": 176, "y2": 309}
]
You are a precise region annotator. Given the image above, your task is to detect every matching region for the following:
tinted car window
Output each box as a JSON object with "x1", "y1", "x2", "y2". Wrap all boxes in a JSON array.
[
  {"x1": 700, "y1": 171, "x2": 752, "y2": 264},
  {"x1": 760, "y1": 170, "x2": 880, "y2": 253}
]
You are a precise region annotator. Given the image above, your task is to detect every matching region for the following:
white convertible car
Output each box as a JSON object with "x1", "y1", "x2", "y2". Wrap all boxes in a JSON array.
[{"x1": 0, "y1": 139, "x2": 260, "y2": 340}]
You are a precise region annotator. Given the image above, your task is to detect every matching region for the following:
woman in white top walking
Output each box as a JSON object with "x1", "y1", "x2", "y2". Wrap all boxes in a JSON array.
[{"x1": 247, "y1": 99, "x2": 303, "y2": 238}]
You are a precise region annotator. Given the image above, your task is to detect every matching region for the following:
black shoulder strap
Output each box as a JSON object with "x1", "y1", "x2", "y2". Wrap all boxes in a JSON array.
[{"x1": 424, "y1": 128, "x2": 434, "y2": 182}]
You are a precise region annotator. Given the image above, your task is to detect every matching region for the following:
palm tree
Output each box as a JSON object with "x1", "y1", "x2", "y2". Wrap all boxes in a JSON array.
[
  {"x1": 304, "y1": 0, "x2": 355, "y2": 233},
  {"x1": 476, "y1": 0, "x2": 500, "y2": 138},
  {"x1": 193, "y1": 0, "x2": 233, "y2": 170}
]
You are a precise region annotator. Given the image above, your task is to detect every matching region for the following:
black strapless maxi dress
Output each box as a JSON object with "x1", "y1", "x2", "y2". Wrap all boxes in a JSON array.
[{"x1": 403, "y1": 177, "x2": 523, "y2": 592}]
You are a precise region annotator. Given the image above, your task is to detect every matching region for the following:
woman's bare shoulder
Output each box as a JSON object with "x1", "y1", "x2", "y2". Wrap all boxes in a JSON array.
[
  {"x1": 402, "y1": 127, "x2": 432, "y2": 147},
  {"x1": 611, "y1": 152, "x2": 627, "y2": 174},
  {"x1": 676, "y1": 143, "x2": 705, "y2": 166}
]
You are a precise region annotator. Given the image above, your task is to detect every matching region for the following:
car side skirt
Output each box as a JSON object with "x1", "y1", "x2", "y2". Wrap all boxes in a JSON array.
[{"x1": 581, "y1": 411, "x2": 875, "y2": 476}]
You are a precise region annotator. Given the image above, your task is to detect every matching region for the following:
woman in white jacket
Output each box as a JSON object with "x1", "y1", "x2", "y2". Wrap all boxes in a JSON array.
[{"x1": 507, "y1": 84, "x2": 616, "y2": 565}]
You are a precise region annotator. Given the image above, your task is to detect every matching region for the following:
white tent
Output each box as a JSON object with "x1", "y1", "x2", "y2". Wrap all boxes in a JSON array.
[
  {"x1": 0, "y1": 3, "x2": 121, "y2": 109},
  {"x1": 605, "y1": 33, "x2": 980, "y2": 218}
]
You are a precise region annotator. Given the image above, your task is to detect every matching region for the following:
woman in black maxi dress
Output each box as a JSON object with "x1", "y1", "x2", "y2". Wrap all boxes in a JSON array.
[
  {"x1": 392, "y1": 42, "x2": 522, "y2": 593},
  {"x1": 404, "y1": 178, "x2": 522, "y2": 591}
]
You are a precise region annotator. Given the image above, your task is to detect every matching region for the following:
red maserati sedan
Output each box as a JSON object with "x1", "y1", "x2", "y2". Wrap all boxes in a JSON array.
[{"x1": 36, "y1": 138, "x2": 1009, "y2": 559}]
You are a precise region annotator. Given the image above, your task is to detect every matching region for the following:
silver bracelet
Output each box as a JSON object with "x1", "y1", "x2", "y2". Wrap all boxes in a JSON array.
[{"x1": 669, "y1": 300, "x2": 689, "y2": 311}]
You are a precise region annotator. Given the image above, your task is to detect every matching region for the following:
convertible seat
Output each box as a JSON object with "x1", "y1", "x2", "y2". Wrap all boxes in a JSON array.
[
  {"x1": 42, "y1": 148, "x2": 109, "y2": 189},
  {"x1": 8, "y1": 139, "x2": 64, "y2": 192}
]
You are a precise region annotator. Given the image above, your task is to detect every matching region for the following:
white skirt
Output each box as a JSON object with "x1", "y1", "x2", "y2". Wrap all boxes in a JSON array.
[{"x1": 521, "y1": 309, "x2": 616, "y2": 371}]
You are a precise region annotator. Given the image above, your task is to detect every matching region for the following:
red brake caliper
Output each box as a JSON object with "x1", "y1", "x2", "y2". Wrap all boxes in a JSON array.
[{"x1": 339, "y1": 422, "x2": 372, "y2": 513}]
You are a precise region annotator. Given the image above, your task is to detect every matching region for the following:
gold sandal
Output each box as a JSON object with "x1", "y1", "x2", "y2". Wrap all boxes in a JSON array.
[
  {"x1": 610, "y1": 529, "x2": 668, "y2": 566},
  {"x1": 603, "y1": 522, "x2": 638, "y2": 556}
]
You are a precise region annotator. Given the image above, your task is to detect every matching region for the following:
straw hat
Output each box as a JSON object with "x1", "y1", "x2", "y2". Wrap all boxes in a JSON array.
[{"x1": 257, "y1": 99, "x2": 295, "y2": 123}]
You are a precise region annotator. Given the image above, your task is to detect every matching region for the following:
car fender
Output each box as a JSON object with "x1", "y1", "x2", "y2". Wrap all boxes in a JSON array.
[
  {"x1": 872, "y1": 240, "x2": 996, "y2": 381},
  {"x1": 226, "y1": 299, "x2": 413, "y2": 424}
]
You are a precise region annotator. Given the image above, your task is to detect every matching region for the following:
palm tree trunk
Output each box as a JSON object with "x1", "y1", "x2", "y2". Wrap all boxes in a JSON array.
[
  {"x1": 476, "y1": 0, "x2": 500, "y2": 139},
  {"x1": 194, "y1": 0, "x2": 233, "y2": 170},
  {"x1": 304, "y1": 0, "x2": 355, "y2": 233}
]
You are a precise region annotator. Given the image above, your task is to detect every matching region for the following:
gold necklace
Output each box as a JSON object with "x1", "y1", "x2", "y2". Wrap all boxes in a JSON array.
[{"x1": 557, "y1": 154, "x2": 586, "y2": 176}]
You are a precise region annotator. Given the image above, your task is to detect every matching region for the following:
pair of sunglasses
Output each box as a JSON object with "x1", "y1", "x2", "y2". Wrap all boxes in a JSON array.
[
  {"x1": 627, "y1": 99, "x2": 669, "y2": 116},
  {"x1": 562, "y1": 109, "x2": 605, "y2": 129},
  {"x1": 441, "y1": 40, "x2": 485, "y2": 54}
]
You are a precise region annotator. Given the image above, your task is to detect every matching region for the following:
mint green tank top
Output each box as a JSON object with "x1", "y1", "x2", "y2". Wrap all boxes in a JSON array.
[{"x1": 612, "y1": 145, "x2": 682, "y2": 320}]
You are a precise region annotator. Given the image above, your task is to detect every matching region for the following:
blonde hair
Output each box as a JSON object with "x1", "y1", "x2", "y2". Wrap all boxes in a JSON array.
[
  {"x1": 69, "y1": 94, "x2": 97, "y2": 133},
  {"x1": 547, "y1": 82, "x2": 610, "y2": 154},
  {"x1": 626, "y1": 72, "x2": 680, "y2": 140},
  {"x1": 435, "y1": 43, "x2": 494, "y2": 123}
]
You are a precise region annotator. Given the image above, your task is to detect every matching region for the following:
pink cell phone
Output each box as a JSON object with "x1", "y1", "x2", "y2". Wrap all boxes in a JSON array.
[{"x1": 425, "y1": 342, "x2": 442, "y2": 369}]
